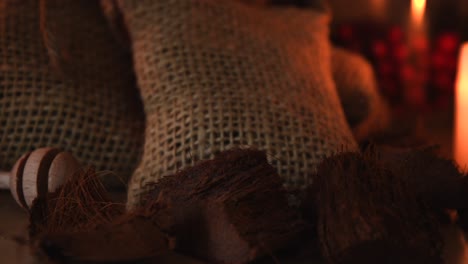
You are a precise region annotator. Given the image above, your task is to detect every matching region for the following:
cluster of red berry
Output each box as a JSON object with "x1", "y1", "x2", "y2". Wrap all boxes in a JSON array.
[{"x1": 332, "y1": 23, "x2": 461, "y2": 114}]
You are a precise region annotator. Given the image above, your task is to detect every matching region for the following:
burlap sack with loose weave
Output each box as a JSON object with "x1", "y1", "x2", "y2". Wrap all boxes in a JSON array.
[
  {"x1": 0, "y1": 0, "x2": 144, "y2": 187},
  {"x1": 331, "y1": 47, "x2": 390, "y2": 141},
  {"x1": 229, "y1": 1, "x2": 389, "y2": 142},
  {"x1": 116, "y1": 0, "x2": 358, "y2": 207}
]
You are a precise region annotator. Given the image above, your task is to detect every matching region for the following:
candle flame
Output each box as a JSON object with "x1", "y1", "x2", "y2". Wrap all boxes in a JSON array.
[
  {"x1": 457, "y1": 44, "x2": 468, "y2": 87},
  {"x1": 411, "y1": 0, "x2": 426, "y2": 24}
]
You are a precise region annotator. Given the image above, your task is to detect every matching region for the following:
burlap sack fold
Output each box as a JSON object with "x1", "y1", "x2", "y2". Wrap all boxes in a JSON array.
[
  {"x1": 116, "y1": 0, "x2": 358, "y2": 207},
  {"x1": 0, "y1": 0, "x2": 144, "y2": 187},
  {"x1": 219, "y1": 1, "x2": 388, "y2": 142},
  {"x1": 331, "y1": 47, "x2": 390, "y2": 141}
]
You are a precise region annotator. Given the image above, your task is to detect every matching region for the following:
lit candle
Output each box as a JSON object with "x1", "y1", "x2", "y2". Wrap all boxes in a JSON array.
[
  {"x1": 411, "y1": 0, "x2": 426, "y2": 27},
  {"x1": 403, "y1": 0, "x2": 428, "y2": 109},
  {"x1": 455, "y1": 43, "x2": 468, "y2": 170}
]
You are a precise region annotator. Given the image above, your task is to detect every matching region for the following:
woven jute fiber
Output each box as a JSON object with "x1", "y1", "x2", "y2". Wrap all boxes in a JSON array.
[
  {"x1": 331, "y1": 47, "x2": 390, "y2": 141},
  {"x1": 0, "y1": 0, "x2": 144, "y2": 187},
  {"x1": 117, "y1": 0, "x2": 358, "y2": 207}
]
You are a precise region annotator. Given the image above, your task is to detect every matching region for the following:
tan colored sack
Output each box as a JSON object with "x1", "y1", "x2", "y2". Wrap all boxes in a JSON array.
[
  {"x1": 117, "y1": 0, "x2": 358, "y2": 207},
  {"x1": 332, "y1": 47, "x2": 390, "y2": 141},
  {"x1": 0, "y1": 0, "x2": 144, "y2": 187}
]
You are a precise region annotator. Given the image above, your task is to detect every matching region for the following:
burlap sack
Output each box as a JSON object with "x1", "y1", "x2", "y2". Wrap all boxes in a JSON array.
[
  {"x1": 0, "y1": 0, "x2": 144, "y2": 187},
  {"x1": 238, "y1": 0, "x2": 389, "y2": 142},
  {"x1": 331, "y1": 47, "x2": 390, "y2": 141},
  {"x1": 116, "y1": 0, "x2": 358, "y2": 207}
]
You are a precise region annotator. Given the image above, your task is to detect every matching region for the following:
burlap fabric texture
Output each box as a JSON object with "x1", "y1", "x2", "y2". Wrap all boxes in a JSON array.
[
  {"x1": 233, "y1": 1, "x2": 389, "y2": 142},
  {"x1": 115, "y1": 0, "x2": 359, "y2": 207},
  {"x1": 0, "y1": 0, "x2": 144, "y2": 187},
  {"x1": 331, "y1": 47, "x2": 390, "y2": 141}
]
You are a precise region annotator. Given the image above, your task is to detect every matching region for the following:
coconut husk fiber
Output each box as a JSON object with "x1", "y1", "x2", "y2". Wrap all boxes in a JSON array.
[
  {"x1": 28, "y1": 146, "x2": 468, "y2": 264},
  {"x1": 141, "y1": 148, "x2": 309, "y2": 264},
  {"x1": 28, "y1": 149, "x2": 308, "y2": 263},
  {"x1": 0, "y1": 0, "x2": 144, "y2": 188},
  {"x1": 29, "y1": 168, "x2": 123, "y2": 238},
  {"x1": 371, "y1": 145, "x2": 468, "y2": 231},
  {"x1": 29, "y1": 168, "x2": 171, "y2": 263},
  {"x1": 314, "y1": 150, "x2": 444, "y2": 264},
  {"x1": 26, "y1": 146, "x2": 468, "y2": 263},
  {"x1": 294, "y1": 143, "x2": 468, "y2": 263},
  {"x1": 372, "y1": 145, "x2": 468, "y2": 211}
]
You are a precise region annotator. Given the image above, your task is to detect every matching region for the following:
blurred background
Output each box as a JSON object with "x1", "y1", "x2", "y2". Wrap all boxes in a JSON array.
[
  {"x1": 328, "y1": 0, "x2": 468, "y2": 157},
  {"x1": 330, "y1": 0, "x2": 467, "y2": 112}
]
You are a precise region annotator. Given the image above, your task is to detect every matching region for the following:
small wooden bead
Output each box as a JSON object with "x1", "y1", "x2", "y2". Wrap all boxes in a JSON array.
[
  {"x1": 9, "y1": 148, "x2": 80, "y2": 210},
  {"x1": 0, "y1": 171, "x2": 9, "y2": 189}
]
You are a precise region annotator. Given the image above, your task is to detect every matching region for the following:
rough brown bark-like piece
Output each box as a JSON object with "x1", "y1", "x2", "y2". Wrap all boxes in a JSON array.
[
  {"x1": 375, "y1": 145, "x2": 468, "y2": 210},
  {"x1": 29, "y1": 168, "x2": 171, "y2": 262},
  {"x1": 315, "y1": 151, "x2": 443, "y2": 264},
  {"x1": 142, "y1": 148, "x2": 308, "y2": 264}
]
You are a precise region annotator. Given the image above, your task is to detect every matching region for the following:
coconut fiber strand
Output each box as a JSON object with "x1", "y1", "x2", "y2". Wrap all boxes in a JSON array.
[
  {"x1": 28, "y1": 147, "x2": 468, "y2": 263},
  {"x1": 28, "y1": 149, "x2": 308, "y2": 263},
  {"x1": 141, "y1": 148, "x2": 308, "y2": 264},
  {"x1": 315, "y1": 150, "x2": 443, "y2": 264},
  {"x1": 29, "y1": 168, "x2": 170, "y2": 263}
]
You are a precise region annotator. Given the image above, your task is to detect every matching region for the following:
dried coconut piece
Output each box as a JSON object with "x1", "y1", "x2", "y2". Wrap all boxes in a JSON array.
[
  {"x1": 374, "y1": 146, "x2": 468, "y2": 210},
  {"x1": 29, "y1": 168, "x2": 171, "y2": 262},
  {"x1": 315, "y1": 152, "x2": 443, "y2": 264},
  {"x1": 374, "y1": 145, "x2": 468, "y2": 230},
  {"x1": 141, "y1": 148, "x2": 308, "y2": 264}
]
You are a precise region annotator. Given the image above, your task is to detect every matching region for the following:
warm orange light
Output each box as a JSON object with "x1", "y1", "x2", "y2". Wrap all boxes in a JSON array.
[
  {"x1": 411, "y1": 0, "x2": 426, "y2": 25},
  {"x1": 455, "y1": 43, "x2": 468, "y2": 170}
]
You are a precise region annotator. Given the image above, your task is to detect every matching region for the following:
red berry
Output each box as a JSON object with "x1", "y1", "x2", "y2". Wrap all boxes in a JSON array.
[
  {"x1": 437, "y1": 33, "x2": 460, "y2": 53},
  {"x1": 394, "y1": 45, "x2": 408, "y2": 61},
  {"x1": 400, "y1": 65, "x2": 416, "y2": 81},
  {"x1": 388, "y1": 26, "x2": 404, "y2": 44}
]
